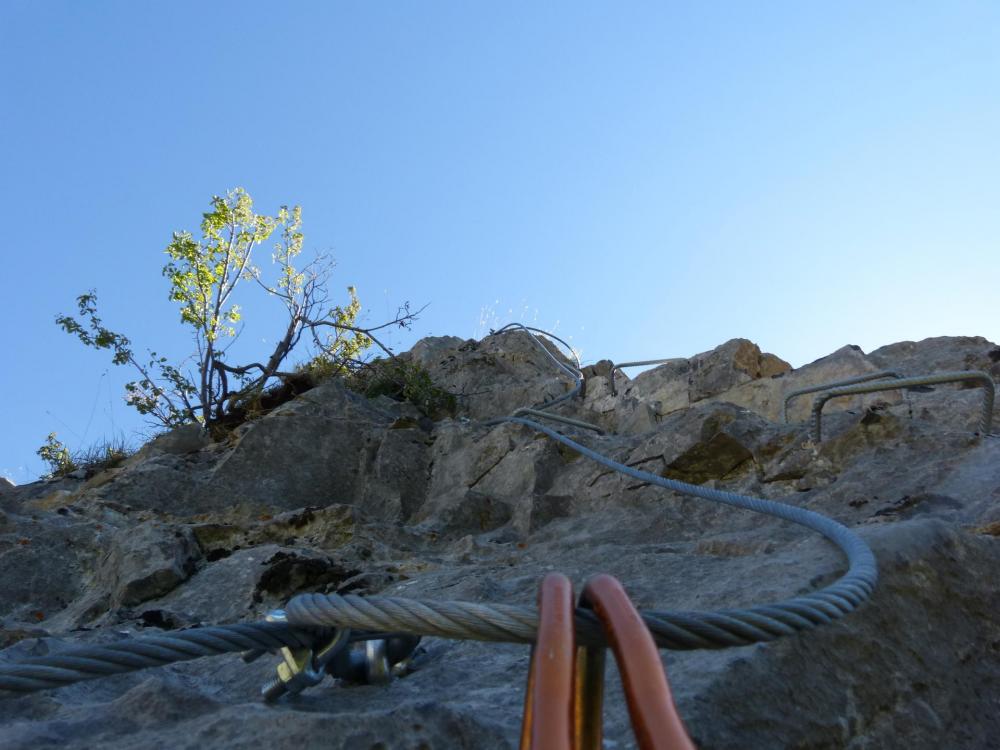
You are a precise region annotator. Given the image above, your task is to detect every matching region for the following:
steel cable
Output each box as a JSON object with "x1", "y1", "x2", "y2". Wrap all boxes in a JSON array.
[{"x1": 0, "y1": 623, "x2": 327, "y2": 693}]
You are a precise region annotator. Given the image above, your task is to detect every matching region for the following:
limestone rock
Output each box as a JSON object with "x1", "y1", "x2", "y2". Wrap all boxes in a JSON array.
[
  {"x1": 3, "y1": 330, "x2": 1000, "y2": 748},
  {"x1": 135, "y1": 423, "x2": 209, "y2": 459},
  {"x1": 183, "y1": 380, "x2": 394, "y2": 517},
  {"x1": 869, "y1": 335, "x2": 1000, "y2": 377},
  {"x1": 624, "y1": 358, "x2": 691, "y2": 415},
  {"x1": 715, "y1": 344, "x2": 902, "y2": 424},
  {"x1": 96, "y1": 522, "x2": 200, "y2": 608},
  {"x1": 360, "y1": 427, "x2": 433, "y2": 522},
  {"x1": 621, "y1": 339, "x2": 790, "y2": 421},
  {"x1": 406, "y1": 335, "x2": 469, "y2": 371},
  {"x1": 406, "y1": 330, "x2": 578, "y2": 419},
  {"x1": 0, "y1": 510, "x2": 100, "y2": 628},
  {"x1": 688, "y1": 338, "x2": 790, "y2": 402}
]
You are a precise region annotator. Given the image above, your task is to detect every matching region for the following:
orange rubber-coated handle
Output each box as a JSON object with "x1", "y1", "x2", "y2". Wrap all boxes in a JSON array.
[
  {"x1": 520, "y1": 572, "x2": 576, "y2": 750},
  {"x1": 581, "y1": 574, "x2": 696, "y2": 750}
]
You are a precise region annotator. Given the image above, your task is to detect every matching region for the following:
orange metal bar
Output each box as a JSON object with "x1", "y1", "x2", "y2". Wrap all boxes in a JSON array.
[
  {"x1": 520, "y1": 573, "x2": 576, "y2": 750},
  {"x1": 572, "y1": 639, "x2": 605, "y2": 749},
  {"x1": 581, "y1": 574, "x2": 696, "y2": 750}
]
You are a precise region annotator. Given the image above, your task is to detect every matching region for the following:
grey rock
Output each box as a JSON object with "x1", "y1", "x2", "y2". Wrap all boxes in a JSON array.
[
  {"x1": 414, "y1": 489, "x2": 514, "y2": 536},
  {"x1": 189, "y1": 505, "x2": 357, "y2": 561},
  {"x1": 361, "y1": 427, "x2": 433, "y2": 522},
  {"x1": 0, "y1": 510, "x2": 101, "y2": 628},
  {"x1": 407, "y1": 335, "x2": 470, "y2": 371},
  {"x1": 180, "y1": 381, "x2": 393, "y2": 517},
  {"x1": 617, "y1": 339, "x2": 790, "y2": 423},
  {"x1": 869, "y1": 335, "x2": 1000, "y2": 378},
  {"x1": 407, "y1": 330, "x2": 578, "y2": 419},
  {"x1": 713, "y1": 344, "x2": 900, "y2": 424},
  {"x1": 150, "y1": 423, "x2": 209, "y2": 455},
  {"x1": 3, "y1": 331, "x2": 1000, "y2": 748},
  {"x1": 96, "y1": 522, "x2": 201, "y2": 608},
  {"x1": 688, "y1": 337, "x2": 791, "y2": 402},
  {"x1": 76, "y1": 452, "x2": 207, "y2": 517}
]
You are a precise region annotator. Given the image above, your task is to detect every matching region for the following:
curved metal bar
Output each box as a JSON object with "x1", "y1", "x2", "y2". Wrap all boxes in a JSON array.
[
  {"x1": 520, "y1": 573, "x2": 576, "y2": 750},
  {"x1": 811, "y1": 370, "x2": 995, "y2": 442},
  {"x1": 581, "y1": 575, "x2": 696, "y2": 750},
  {"x1": 614, "y1": 359, "x2": 681, "y2": 369},
  {"x1": 512, "y1": 407, "x2": 604, "y2": 435},
  {"x1": 782, "y1": 371, "x2": 902, "y2": 423},
  {"x1": 608, "y1": 359, "x2": 681, "y2": 397},
  {"x1": 491, "y1": 323, "x2": 583, "y2": 376},
  {"x1": 489, "y1": 323, "x2": 585, "y2": 412}
]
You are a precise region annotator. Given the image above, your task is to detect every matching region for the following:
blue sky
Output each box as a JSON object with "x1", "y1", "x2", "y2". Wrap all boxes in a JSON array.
[{"x1": 2, "y1": 1, "x2": 999, "y2": 482}]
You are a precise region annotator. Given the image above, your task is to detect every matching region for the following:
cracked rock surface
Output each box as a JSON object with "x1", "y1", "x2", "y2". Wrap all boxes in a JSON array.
[{"x1": 2, "y1": 331, "x2": 1000, "y2": 748}]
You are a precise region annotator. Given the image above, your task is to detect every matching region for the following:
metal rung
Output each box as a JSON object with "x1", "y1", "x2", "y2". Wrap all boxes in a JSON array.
[
  {"x1": 810, "y1": 370, "x2": 995, "y2": 442},
  {"x1": 513, "y1": 408, "x2": 605, "y2": 435},
  {"x1": 520, "y1": 574, "x2": 576, "y2": 750},
  {"x1": 783, "y1": 371, "x2": 902, "y2": 423}
]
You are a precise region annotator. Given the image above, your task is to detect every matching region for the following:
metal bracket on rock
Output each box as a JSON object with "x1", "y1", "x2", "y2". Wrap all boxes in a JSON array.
[
  {"x1": 251, "y1": 610, "x2": 421, "y2": 701},
  {"x1": 254, "y1": 610, "x2": 352, "y2": 701},
  {"x1": 323, "y1": 634, "x2": 422, "y2": 686}
]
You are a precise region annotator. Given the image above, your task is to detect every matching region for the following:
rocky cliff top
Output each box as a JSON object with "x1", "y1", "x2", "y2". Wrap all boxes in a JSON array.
[{"x1": 2, "y1": 332, "x2": 999, "y2": 748}]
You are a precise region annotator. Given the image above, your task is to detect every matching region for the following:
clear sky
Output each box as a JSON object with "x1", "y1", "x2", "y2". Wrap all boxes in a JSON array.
[{"x1": 2, "y1": 1, "x2": 999, "y2": 483}]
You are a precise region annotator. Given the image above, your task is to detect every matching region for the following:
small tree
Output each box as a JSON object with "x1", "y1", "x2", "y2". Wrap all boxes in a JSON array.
[
  {"x1": 58, "y1": 188, "x2": 418, "y2": 428},
  {"x1": 36, "y1": 432, "x2": 77, "y2": 478}
]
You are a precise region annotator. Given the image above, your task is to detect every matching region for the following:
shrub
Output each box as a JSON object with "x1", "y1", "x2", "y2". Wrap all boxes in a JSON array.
[
  {"x1": 57, "y1": 188, "x2": 418, "y2": 429},
  {"x1": 36, "y1": 433, "x2": 77, "y2": 478},
  {"x1": 348, "y1": 359, "x2": 456, "y2": 419},
  {"x1": 36, "y1": 434, "x2": 136, "y2": 479}
]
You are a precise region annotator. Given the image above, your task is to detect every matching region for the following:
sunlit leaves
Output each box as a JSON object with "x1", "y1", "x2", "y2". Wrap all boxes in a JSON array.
[
  {"x1": 55, "y1": 188, "x2": 382, "y2": 430},
  {"x1": 36, "y1": 433, "x2": 76, "y2": 478},
  {"x1": 162, "y1": 187, "x2": 288, "y2": 343}
]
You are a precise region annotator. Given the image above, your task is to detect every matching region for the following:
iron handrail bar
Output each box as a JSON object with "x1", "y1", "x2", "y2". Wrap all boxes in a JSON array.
[
  {"x1": 782, "y1": 371, "x2": 903, "y2": 423},
  {"x1": 810, "y1": 370, "x2": 995, "y2": 442},
  {"x1": 608, "y1": 359, "x2": 681, "y2": 396}
]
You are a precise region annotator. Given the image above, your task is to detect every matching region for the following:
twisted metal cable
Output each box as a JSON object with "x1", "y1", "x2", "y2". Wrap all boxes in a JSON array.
[
  {"x1": 811, "y1": 370, "x2": 995, "y2": 441},
  {"x1": 0, "y1": 622, "x2": 328, "y2": 693},
  {"x1": 491, "y1": 323, "x2": 583, "y2": 377},
  {"x1": 782, "y1": 371, "x2": 903, "y2": 423},
  {"x1": 490, "y1": 323, "x2": 583, "y2": 410}
]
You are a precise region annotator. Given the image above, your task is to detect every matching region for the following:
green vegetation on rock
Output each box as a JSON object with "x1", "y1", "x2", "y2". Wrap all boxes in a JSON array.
[
  {"x1": 348, "y1": 359, "x2": 456, "y2": 419},
  {"x1": 55, "y1": 188, "x2": 417, "y2": 432},
  {"x1": 36, "y1": 433, "x2": 135, "y2": 479}
]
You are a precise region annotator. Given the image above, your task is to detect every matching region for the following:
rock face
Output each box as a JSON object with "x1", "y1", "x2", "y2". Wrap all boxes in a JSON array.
[
  {"x1": 611, "y1": 338, "x2": 792, "y2": 420},
  {"x1": 2, "y1": 330, "x2": 1000, "y2": 749}
]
